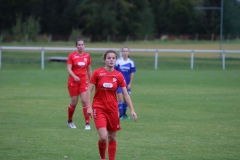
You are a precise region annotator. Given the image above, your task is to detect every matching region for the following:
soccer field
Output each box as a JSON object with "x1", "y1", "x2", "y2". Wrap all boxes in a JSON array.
[{"x1": 0, "y1": 69, "x2": 239, "y2": 160}]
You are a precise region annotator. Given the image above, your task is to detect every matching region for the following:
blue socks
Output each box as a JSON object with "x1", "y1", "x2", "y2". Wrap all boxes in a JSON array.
[
  {"x1": 118, "y1": 102, "x2": 128, "y2": 116},
  {"x1": 118, "y1": 102, "x2": 123, "y2": 116},
  {"x1": 123, "y1": 102, "x2": 128, "y2": 115}
]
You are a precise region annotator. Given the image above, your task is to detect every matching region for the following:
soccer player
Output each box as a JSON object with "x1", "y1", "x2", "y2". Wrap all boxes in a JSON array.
[
  {"x1": 66, "y1": 39, "x2": 92, "y2": 130},
  {"x1": 115, "y1": 46, "x2": 136, "y2": 120},
  {"x1": 86, "y1": 50, "x2": 137, "y2": 160}
]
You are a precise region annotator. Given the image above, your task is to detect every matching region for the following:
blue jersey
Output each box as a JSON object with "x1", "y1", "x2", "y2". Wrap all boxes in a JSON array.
[{"x1": 115, "y1": 57, "x2": 136, "y2": 85}]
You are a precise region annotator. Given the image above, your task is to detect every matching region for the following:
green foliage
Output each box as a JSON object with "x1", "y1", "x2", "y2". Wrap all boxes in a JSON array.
[
  {"x1": 11, "y1": 14, "x2": 24, "y2": 41},
  {"x1": 24, "y1": 15, "x2": 41, "y2": 41},
  {"x1": 69, "y1": 28, "x2": 83, "y2": 42},
  {"x1": 223, "y1": 0, "x2": 240, "y2": 35},
  {"x1": 11, "y1": 14, "x2": 41, "y2": 42},
  {"x1": 1, "y1": 0, "x2": 240, "y2": 40}
]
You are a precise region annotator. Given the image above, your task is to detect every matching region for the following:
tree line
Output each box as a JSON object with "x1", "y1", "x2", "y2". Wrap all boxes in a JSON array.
[{"x1": 0, "y1": 0, "x2": 240, "y2": 42}]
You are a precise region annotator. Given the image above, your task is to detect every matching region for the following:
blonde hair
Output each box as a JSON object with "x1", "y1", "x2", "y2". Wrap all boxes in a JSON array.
[{"x1": 122, "y1": 46, "x2": 130, "y2": 51}]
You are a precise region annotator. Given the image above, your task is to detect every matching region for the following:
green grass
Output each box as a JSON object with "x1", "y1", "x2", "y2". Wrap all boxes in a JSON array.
[
  {"x1": 1, "y1": 50, "x2": 240, "y2": 70},
  {"x1": 0, "y1": 69, "x2": 240, "y2": 160},
  {"x1": 1, "y1": 41, "x2": 240, "y2": 159}
]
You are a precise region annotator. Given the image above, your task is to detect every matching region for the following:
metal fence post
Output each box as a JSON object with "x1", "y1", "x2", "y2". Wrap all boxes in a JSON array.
[
  {"x1": 222, "y1": 50, "x2": 225, "y2": 70},
  {"x1": 0, "y1": 47, "x2": 2, "y2": 69},
  {"x1": 154, "y1": 50, "x2": 158, "y2": 70},
  {"x1": 191, "y1": 50, "x2": 194, "y2": 69},
  {"x1": 41, "y1": 48, "x2": 44, "y2": 70}
]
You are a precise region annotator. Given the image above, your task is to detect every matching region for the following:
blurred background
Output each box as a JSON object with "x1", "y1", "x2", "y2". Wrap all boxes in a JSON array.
[{"x1": 0, "y1": 0, "x2": 240, "y2": 43}]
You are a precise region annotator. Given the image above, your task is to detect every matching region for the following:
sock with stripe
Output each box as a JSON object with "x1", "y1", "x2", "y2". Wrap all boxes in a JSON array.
[
  {"x1": 83, "y1": 105, "x2": 90, "y2": 124},
  {"x1": 98, "y1": 140, "x2": 106, "y2": 159},
  {"x1": 118, "y1": 102, "x2": 123, "y2": 117},
  {"x1": 68, "y1": 104, "x2": 75, "y2": 123},
  {"x1": 123, "y1": 102, "x2": 128, "y2": 115},
  {"x1": 108, "y1": 140, "x2": 117, "y2": 160}
]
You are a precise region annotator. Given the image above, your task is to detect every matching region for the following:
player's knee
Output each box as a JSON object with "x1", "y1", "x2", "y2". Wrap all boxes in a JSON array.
[
  {"x1": 71, "y1": 101, "x2": 77, "y2": 107},
  {"x1": 71, "y1": 99, "x2": 78, "y2": 106},
  {"x1": 81, "y1": 101, "x2": 87, "y2": 106},
  {"x1": 99, "y1": 136, "x2": 107, "y2": 143},
  {"x1": 108, "y1": 135, "x2": 116, "y2": 141},
  {"x1": 71, "y1": 104, "x2": 76, "y2": 108}
]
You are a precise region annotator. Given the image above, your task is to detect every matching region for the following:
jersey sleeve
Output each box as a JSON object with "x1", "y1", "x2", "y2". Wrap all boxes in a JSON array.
[
  {"x1": 130, "y1": 60, "x2": 136, "y2": 73},
  {"x1": 67, "y1": 53, "x2": 73, "y2": 64},
  {"x1": 90, "y1": 70, "x2": 98, "y2": 84},
  {"x1": 118, "y1": 73, "x2": 126, "y2": 87},
  {"x1": 87, "y1": 53, "x2": 91, "y2": 66}
]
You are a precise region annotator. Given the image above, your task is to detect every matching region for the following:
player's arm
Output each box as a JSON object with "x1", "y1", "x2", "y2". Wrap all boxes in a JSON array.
[
  {"x1": 67, "y1": 64, "x2": 80, "y2": 82},
  {"x1": 122, "y1": 87, "x2": 137, "y2": 121},
  {"x1": 86, "y1": 83, "x2": 94, "y2": 117},
  {"x1": 87, "y1": 64, "x2": 92, "y2": 80},
  {"x1": 128, "y1": 73, "x2": 134, "y2": 90}
]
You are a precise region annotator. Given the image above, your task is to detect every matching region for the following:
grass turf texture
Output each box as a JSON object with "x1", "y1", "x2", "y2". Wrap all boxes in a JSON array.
[
  {"x1": 0, "y1": 69, "x2": 240, "y2": 160},
  {"x1": 1, "y1": 40, "x2": 240, "y2": 70},
  {"x1": 1, "y1": 50, "x2": 240, "y2": 70}
]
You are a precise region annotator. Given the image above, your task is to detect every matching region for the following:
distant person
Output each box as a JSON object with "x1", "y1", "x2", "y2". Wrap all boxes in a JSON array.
[
  {"x1": 66, "y1": 39, "x2": 92, "y2": 130},
  {"x1": 115, "y1": 46, "x2": 136, "y2": 120},
  {"x1": 86, "y1": 50, "x2": 137, "y2": 160}
]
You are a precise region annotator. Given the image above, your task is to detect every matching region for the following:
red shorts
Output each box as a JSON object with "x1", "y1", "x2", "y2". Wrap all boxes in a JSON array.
[
  {"x1": 93, "y1": 108, "x2": 121, "y2": 132},
  {"x1": 68, "y1": 80, "x2": 88, "y2": 96}
]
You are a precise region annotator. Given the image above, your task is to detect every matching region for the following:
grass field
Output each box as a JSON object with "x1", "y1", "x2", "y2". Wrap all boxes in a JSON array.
[
  {"x1": 1, "y1": 40, "x2": 240, "y2": 50},
  {"x1": 0, "y1": 69, "x2": 240, "y2": 160},
  {"x1": 1, "y1": 40, "x2": 240, "y2": 70},
  {"x1": 0, "y1": 41, "x2": 240, "y2": 159}
]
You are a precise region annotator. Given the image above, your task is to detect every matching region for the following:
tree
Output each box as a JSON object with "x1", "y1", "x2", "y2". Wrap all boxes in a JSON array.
[
  {"x1": 149, "y1": 0, "x2": 196, "y2": 35},
  {"x1": 223, "y1": 0, "x2": 240, "y2": 35},
  {"x1": 76, "y1": 0, "x2": 154, "y2": 37}
]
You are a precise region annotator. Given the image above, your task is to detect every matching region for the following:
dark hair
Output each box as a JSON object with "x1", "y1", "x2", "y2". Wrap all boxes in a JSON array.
[
  {"x1": 76, "y1": 39, "x2": 84, "y2": 46},
  {"x1": 103, "y1": 50, "x2": 118, "y2": 60}
]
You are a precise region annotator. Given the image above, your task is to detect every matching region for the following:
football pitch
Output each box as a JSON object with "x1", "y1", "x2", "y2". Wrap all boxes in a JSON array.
[{"x1": 0, "y1": 69, "x2": 240, "y2": 160}]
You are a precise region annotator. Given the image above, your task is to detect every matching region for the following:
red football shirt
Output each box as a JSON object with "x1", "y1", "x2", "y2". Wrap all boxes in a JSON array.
[
  {"x1": 67, "y1": 51, "x2": 91, "y2": 83},
  {"x1": 90, "y1": 67, "x2": 126, "y2": 112}
]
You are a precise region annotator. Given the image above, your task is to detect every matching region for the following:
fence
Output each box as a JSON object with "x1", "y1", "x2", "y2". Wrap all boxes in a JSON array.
[{"x1": 0, "y1": 46, "x2": 240, "y2": 70}]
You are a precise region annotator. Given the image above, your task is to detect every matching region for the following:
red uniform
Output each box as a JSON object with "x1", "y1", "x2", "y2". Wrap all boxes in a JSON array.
[
  {"x1": 90, "y1": 67, "x2": 126, "y2": 131},
  {"x1": 67, "y1": 51, "x2": 91, "y2": 96}
]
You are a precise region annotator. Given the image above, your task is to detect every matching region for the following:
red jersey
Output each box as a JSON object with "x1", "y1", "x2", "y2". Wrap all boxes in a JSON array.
[
  {"x1": 90, "y1": 67, "x2": 126, "y2": 112},
  {"x1": 67, "y1": 51, "x2": 91, "y2": 83}
]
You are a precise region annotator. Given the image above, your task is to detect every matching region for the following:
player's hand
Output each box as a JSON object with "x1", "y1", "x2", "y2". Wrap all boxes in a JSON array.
[
  {"x1": 131, "y1": 111, "x2": 137, "y2": 122},
  {"x1": 127, "y1": 84, "x2": 131, "y2": 90},
  {"x1": 87, "y1": 107, "x2": 93, "y2": 118},
  {"x1": 74, "y1": 75, "x2": 80, "y2": 82}
]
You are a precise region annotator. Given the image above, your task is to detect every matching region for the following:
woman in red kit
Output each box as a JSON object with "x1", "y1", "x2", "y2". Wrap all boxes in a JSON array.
[
  {"x1": 86, "y1": 50, "x2": 137, "y2": 160},
  {"x1": 66, "y1": 39, "x2": 92, "y2": 130}
]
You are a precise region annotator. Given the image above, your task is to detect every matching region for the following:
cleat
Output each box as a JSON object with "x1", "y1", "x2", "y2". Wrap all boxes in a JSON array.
[
  {"x1": 68, "y1": 122, "x2": 77, "y2": 128},
  {"x1": 85, "y1": 124, "x2": 91, "y2": 130},
  {"x1": 120, "y1": 116, "x2": 123, "y2": 120},
  {"x1": 123, "y1": 114, "x2": 131, "y2": 120}
]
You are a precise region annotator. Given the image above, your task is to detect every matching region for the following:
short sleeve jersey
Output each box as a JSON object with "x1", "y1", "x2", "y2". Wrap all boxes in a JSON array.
[
  {"x1": 90, "y1": 67, "x2": 126, "y2": 112},
  {"x1": 67, "y1": 51, "x2": 91, "y2": 83},
  {"x1": 115, "y1": 57, "x2": 136, "y2": 85}
]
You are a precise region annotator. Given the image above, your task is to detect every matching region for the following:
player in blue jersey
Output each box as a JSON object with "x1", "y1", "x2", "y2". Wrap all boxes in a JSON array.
[{"x1": 115, "y1": 46, "x2": 136, "y2": 120}]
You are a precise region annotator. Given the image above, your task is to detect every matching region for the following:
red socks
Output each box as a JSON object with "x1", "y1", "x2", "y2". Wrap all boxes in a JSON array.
[
  {"x1": 98, "y1": 140, "x2": 106, "y2": 159},
  {"x1": 68, "y1": 104, "x2": 75, "y2": 123},
  {"x1": 83, "y1": 106, "x2": 90, "y2": 124},
  {"x1": 108, "y1": 140, "x2": 117, "y2": 160},
  {"x1": 68, "y1": 104, "x2": 90, "y2": 124},
  {"x1": 98, "y1": 140, "x2": 117, "y2": 160}
]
